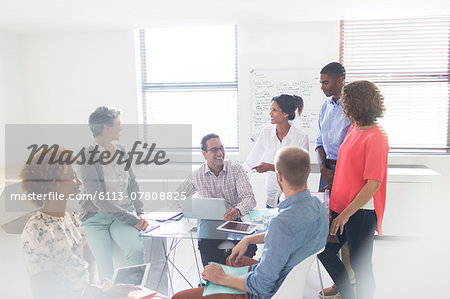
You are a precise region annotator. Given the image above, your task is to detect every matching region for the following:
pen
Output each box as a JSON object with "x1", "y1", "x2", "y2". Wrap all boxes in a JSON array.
[{"x1": 144, "y1": 224, "x2": 160, "y2": 233}]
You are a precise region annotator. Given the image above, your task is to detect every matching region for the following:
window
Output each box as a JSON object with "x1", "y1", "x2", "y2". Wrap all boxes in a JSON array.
[
  {"x1": 137, "y1": 25, "x2": 238, "y2": 150},
  {"x1": 340, "y1": 17, "x2": 450, "y2": 151}
]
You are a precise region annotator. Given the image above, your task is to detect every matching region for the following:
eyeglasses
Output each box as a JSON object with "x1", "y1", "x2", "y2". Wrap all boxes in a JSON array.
[
  {"x1": 59, "y1": 173, "x2": 80, "y2": 182},
  {"x1": 206, "y1": 146, "x2": 225, "y2": 153}
]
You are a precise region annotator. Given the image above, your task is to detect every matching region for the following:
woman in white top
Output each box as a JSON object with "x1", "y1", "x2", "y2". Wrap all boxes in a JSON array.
[{"x1": 243, "y1": 94, "x2": 309, "y2": 207}]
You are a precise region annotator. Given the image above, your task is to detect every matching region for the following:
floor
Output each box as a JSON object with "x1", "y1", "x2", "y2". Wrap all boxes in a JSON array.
[
  {"x1": 162, "y1": 234, "x2": 449, "y2": 299},
  {"x1": 0, "y1": 229, "x2": 33, "y2": 298},
  {"x1": 1, "y1": 225, "x2": 448, "y2": 299},
  {"x1": 166, "y1": 240, "x2": 333, "y2": 298}
]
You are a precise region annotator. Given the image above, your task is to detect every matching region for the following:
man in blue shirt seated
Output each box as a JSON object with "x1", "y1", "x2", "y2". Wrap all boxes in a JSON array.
[{"x1": 173, "y1": 146, "x2": 328, "y2": 299}]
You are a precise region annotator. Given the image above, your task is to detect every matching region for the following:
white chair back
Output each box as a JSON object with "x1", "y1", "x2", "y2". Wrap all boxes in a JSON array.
[
  {"x1": 271, "y1": 247, "x2": 325, "y2": 299},
  {"x1": 217, "y1": 240, "x2": 236, "y2": 250}
]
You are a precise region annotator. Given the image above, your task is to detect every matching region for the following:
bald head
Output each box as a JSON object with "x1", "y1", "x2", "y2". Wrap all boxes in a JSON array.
[{"x1": 275, "y1": 146, "x2": 310, "y2": 188}]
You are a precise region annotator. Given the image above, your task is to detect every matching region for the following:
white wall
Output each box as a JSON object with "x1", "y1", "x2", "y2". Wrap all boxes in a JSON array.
[
  {"x1": 0, "y1": 32, "x2": 25, "y2": 170},
  {"x1": 236, "y1": 21, "x2": 339, "y2": 205},
  {"x1": 0, "y1": 30, "x2": 141, "y2": 219},
  {"x1": 2, "y1": 21, "x2": 449, "y2": 201},
  {"x1": 389, "y1": 154, "x2": 448, "y2": 202},
  {"x1": 21, "y1": 31, "x2": 139, "y2": 124},
  {"x1": 237, "y1": 21, "x2": 340, "y2": 160},
  {"x1": 0, "y1": 32, "x2": 26, "y2": 225},
  {"x1": 0, "y1": 20, "x2": 449, "y2": 298},
  {"x1": 236, "y1": 22, "x2": 449, "y2": 205}
]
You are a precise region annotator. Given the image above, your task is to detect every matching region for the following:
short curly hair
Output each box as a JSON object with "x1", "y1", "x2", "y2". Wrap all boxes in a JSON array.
[
  {"x1": 88, "y1": 106, "x2": 121, "y2": 137},
  {"x1": 20, "y1": 146, "x2": 73, "y2": 207},
  {"x1": 342, "y1": 80, "x2": 385, "y2": 126}
]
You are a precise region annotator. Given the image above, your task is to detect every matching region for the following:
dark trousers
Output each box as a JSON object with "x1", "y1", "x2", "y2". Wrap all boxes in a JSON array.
[
  {"x1": 318, "y1": 163, "x2": 336, "y2": 191},
  {"x1": 319, "y1": 210, "x2": 377, "y2": 299},
  {"x1": 198, "y1": 239, "x2": 258, "y2": 266}
]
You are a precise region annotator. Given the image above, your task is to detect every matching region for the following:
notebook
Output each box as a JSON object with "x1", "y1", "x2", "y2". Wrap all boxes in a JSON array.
[{"x1": 202, "y1": 263, "x2": 249, "y2": 296}]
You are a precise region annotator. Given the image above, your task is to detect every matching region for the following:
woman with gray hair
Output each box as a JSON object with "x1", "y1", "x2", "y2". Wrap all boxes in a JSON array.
[{"x1": 79, "y1": 106, "x2": 148, "y2": 279}]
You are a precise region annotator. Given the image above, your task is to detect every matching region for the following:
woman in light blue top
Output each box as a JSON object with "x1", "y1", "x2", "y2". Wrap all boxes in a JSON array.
[{"x1": 79, "y1": 106, "x2": 149, "y2": 278}]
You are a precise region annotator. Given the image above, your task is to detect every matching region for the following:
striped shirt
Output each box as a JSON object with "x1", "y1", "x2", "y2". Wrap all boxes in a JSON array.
[{"x1": 178, "y1": 160, "x2": 256, "y2": 215}]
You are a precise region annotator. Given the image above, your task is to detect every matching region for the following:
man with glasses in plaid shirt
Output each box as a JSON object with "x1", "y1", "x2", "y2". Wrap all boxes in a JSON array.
[{"x1": 178, "y1": 133, "x2": 257, "y2": 267}]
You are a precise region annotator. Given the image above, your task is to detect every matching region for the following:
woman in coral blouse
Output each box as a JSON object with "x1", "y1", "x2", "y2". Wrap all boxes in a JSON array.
[{"x1": 318, "y1": 81, "x2": 389, "y2": 299}]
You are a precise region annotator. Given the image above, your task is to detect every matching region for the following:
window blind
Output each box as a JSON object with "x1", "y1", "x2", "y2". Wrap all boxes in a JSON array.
[
  {"x1": 340, "y1": 17, "x2": 450, "y2": 151},
  {"x1": 137, "y1": 25, "x2": 239, "y2": 150}
]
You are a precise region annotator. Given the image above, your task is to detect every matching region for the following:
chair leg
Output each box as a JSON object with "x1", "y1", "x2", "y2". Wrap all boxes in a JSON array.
[{"x1": 317, "y1": 257, "x2": 325, "y2": 299}]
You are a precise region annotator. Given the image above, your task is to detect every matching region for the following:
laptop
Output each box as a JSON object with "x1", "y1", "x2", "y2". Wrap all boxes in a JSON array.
[
  {"x1": 112, "y1": 263, "x2": 151, "y2": 286},
  {"x1": 181, "y1": 197, "x2": 227, "y2": 220}
]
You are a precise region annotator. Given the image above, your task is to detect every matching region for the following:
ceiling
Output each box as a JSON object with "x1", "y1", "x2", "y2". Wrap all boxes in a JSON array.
[{"x1": 0, "y1": 0, "x2": 449, "y2": 34}]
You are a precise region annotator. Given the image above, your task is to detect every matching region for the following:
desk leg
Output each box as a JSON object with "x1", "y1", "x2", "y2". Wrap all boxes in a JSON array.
[
  {"x1": 162, "y1": 238, "x2": 175, "y2": 296},
  {"x1": 144, "y1": 236, "x2": 202, "y2": 296},
  {"x1": 190, "y1": 233, "x2": 202, "y2": 286},
  {"x1": 143, "y1": 237, "x2": 169, "y2": 296},
  {"x1": 163, "y1": 238, "x2": 195, "y2": 291}
]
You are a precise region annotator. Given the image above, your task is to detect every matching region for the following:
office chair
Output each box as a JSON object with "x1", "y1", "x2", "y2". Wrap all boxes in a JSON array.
[{"x1": 272, "y1": 247, "x2": 325, "y2": 299}]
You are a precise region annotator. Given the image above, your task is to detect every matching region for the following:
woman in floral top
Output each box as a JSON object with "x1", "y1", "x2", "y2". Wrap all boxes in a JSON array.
[{"x1": 20, "y1": 146, "x2": 134, "y2": 299}]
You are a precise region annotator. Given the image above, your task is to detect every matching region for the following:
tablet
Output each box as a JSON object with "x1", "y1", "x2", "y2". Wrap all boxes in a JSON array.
[
  {"x1": 112, "y1": 263, "x2": 151, "y2": 286},
  {"x1": 217, "y1": 221, "x2": 258, "y2": 235}
]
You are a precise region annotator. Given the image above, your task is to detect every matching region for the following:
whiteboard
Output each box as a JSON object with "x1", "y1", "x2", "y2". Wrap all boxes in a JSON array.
[{"x1": 250, "y1": 69, "x2": 326, "y2": 153}]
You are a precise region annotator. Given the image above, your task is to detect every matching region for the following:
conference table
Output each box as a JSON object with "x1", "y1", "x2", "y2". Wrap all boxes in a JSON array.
[
  {"x1": 139, "y1": 192, "x2": 326, "y2": 297},
  {"x1": 141, "y1": 192, "x2": 329, "y2": 296},
  {"x1": 140, "y1": 211, "x2": 275, "y2": 297}
]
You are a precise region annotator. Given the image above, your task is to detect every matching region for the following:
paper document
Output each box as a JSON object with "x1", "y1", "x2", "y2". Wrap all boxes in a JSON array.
[
  {"x1": 248, "y1": 209, "x2": 277, "y2": 223},
  {"x1": 145, "y1": 211, "x2": 183, "y2": 222}
]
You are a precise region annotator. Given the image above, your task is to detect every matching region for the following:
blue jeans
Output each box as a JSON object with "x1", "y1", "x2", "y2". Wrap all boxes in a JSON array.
[
  {"x1": 319, "y1": 210, "x2": 377, "y2": 299},
  {"x1": 318, "y1": 163, "x2": 336, "y2": 191}
]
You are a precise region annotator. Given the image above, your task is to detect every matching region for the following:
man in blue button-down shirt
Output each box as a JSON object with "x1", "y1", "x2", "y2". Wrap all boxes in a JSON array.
[
  {"x1": 316, "y1": 62, "x2": 351, "y2": 191},
  {"x1": 173, "y1": 146, "x2": 328, "y2": 299},
  {"x1": 316, "y1": 62, "x2": 352, "y2": 298}
]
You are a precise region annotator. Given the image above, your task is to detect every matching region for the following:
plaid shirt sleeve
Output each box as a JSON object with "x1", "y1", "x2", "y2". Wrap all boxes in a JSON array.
[
  {"x1": 177, "y1": 172, "x2": 197, "y2": 198},
  {"x1": 232, "y1": 162, "x2": 256, "y2": 215}
]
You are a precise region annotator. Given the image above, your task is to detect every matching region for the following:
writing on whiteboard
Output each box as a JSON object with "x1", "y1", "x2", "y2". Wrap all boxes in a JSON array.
[{"x1": 251, "y1": 69, "x2": 325, "y2": 145}]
